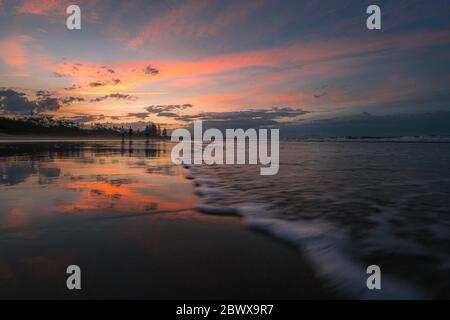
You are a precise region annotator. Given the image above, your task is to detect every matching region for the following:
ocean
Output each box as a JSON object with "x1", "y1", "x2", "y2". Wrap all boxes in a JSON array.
[{"x1": 190, "y1": 140, "x2": 450, "y2": 298}]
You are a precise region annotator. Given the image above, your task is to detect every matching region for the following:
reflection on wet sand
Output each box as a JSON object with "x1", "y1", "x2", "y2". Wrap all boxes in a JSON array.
[
  {"x1": 0, "y1": 141, "x2": 196, "y2": 229},
  {"x1": 0, "y1": 140, "x2": 201, "y2": 298}
]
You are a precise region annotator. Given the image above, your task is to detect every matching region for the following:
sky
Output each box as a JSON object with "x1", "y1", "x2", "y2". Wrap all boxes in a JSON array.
[{"x1": 0, "y1": 0, "x2": 449, "y2": 136}]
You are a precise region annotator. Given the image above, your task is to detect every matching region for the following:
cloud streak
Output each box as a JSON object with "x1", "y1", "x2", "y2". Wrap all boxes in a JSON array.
[
  {"x1": 89, "y1": 93, "x2": 137, "y2": 103},
  {"x1": 15, "y1": 0, "x2": 62, "y2": 16}
]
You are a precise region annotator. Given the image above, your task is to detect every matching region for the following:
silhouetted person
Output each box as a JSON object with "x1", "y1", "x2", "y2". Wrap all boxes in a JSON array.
[
  {"x1": 144, "y1": 125, "x2": 150, "y2": 139},
  {"x1": 120, "y1": 126, "x2": 125, "y2": 139},
  {"x1": 128, "y1": 126, "x2": 133, "y2": 138}
]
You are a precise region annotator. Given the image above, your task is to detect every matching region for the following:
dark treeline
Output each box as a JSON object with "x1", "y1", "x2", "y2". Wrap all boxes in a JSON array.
[
  {"x1": 145, "y1": 123, "x2": 167, "y2": 137},
  {"x1": 0, "y1": 116, "x2": 168, "y2": 138}
]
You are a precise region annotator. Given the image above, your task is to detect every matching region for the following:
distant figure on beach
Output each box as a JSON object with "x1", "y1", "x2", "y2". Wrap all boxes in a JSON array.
[
  {"x1": 129, "y1": 126, "x2": 133, "y2": 138},
  {"x1": 120, "y1": 126, "x2": 125, "y2": 139},
  {"x1": 144, "y1": 125, "x2": 150, "y2": 139}
]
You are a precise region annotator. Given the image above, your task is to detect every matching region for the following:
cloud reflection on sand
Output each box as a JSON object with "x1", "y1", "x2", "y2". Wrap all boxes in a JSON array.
[{"x1": 0, "y1": 140, "x2": 197, "y2": 230}]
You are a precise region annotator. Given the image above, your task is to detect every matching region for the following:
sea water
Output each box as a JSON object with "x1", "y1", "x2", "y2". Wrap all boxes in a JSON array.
[{"x1": 189, "y1": 140, "x2": 450, "y2": 299}]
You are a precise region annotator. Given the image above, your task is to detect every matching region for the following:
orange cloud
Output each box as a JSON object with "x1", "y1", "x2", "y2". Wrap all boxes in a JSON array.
[{"x1": 54, "y1": 61, "x2": 161, "y2": 93}]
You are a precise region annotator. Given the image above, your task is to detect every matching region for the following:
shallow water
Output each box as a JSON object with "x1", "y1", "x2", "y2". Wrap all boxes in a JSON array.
[{"x1": 191, "y1": 141, "x2": 450, "y2": 298}]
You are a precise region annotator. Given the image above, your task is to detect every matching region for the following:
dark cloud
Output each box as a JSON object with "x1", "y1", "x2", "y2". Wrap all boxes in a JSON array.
[
  {"x1": 88, "y1": 79, "x2": 121, "y2": 87},
  {"x1": 61, "y1": 96, "x2": 85, "y2": 104},
  {"x1": 53, "y1": 72, "x2": 68, "y2": 78},
  {"x1": 157, "y1": 112, "x2": 178, "y2": 118},
  {"x1": 144, "y1": 65, "x2": 159, "y2": 75},
  {"x1": 62, "y1": 62, "x2": 120, "y2": 74},
  {"x1": 34, "y1": 97, "x2": 61, "y2": 112},
  {"x1": 36, "y1": 90, "x2": 53, "y2": 98},
  {"x1": 0, "y1": 89, "x2": 85, "y2": 115},
  {"x1": 100, "y1": 66, "x2": 115, "y2": 74},
  {"x1": 62, "y1": 114, "x2": 149, "y2": 124},
  {"x1": 89, "y1": 81, "x2": 107, "y2": 87},
  {"x1": 174, "y1": 107, "x2": 309, "y2": 123},
  {"x1": 146, "y1": 104, "x2": 193, "y2": 115},
  {"x1": 63, "y1": 114, "x2": 107, "y2": 123},
  {"x1": 89, "y1": 93, "x2": 137, "y2": 103},
  {"x1": 64, "y1": 84, "x2": 81, "y2": 91},
  {"x1": 0, "y1": 89, "x2": 60, "y2": 114},
  {"x1": 109, "y1": 93, "x2": 134, "y2": 100},
  {"x1": 144, "y1": 105, "x2": 308, "y2": 129},
  {"x1": 0, "y1": 89, "x2": 38, "y2": 114},
  {"x1": 89, "y1": 96, "x2": 108, "y2": 103},
  {"x1": 126, "y1": 112, "x2": 149, "y2": 119},
  {"x1": 314, "y1": 91, "x2": 327, "y2": 98},
  {"x1": 146, "y1": 106, "x2": 309, "y2": 130}
]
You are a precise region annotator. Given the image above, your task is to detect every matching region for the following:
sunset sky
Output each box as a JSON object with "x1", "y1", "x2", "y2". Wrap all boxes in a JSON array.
[{"x1": 0, "y1": 0, "x2": 449, "y2": 135}]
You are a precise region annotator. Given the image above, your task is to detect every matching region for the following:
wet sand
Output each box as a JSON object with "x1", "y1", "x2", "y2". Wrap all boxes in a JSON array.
[{"x1": 0, "y1": 210, "x2": 337, "y2": 299}]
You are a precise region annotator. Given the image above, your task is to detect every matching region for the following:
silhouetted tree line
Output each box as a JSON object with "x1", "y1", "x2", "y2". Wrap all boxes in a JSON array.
[{"x1": 0, "y1": 116, "x2": 169, "y2": 138}]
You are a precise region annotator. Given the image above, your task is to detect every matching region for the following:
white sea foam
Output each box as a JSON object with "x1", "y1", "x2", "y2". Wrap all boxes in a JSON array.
[
  {"x1": 242, "y1": 214, "x2": 428, "y2": 299},
  {"x1": 184, "y1": 159, "x2": 431, "y2": 299},
  {"x1": 195, "y1": 205, "x2": 240, "y2": 216}
]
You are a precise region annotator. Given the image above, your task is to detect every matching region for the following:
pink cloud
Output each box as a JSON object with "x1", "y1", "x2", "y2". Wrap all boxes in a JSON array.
[
  {"x1": 15, "y1": 0, "x2": 62, "y2": 15},
  {"x1": 0, "y1": 35, "x2": 32, "y2": 67}
]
